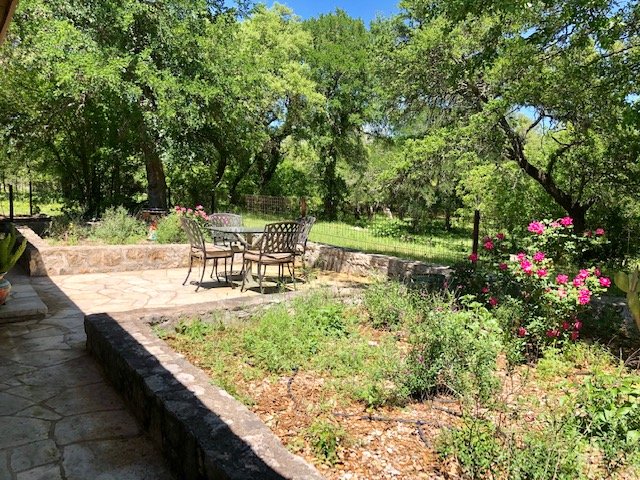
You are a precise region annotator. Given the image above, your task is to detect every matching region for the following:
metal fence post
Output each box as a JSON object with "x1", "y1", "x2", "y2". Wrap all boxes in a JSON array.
[
  {"x1": 472, "y1": 209, "x2": 480, "y2": 257},
  {"x1": 9, "y1": 184, "x2": 14, "y2": 221}
]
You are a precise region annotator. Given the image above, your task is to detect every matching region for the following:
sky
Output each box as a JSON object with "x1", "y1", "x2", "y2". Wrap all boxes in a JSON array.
[{"x1": 264, "y1": 0, "x2": 399, "y2": 24}]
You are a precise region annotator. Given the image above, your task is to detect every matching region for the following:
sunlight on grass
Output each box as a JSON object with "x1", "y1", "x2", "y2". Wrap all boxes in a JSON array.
[
  {"x1": 0, "y1": 198, "x2": 63, "y2": 217},
  {"x1": 242, "y1": 213, "x2": 471, "y2": 265}
]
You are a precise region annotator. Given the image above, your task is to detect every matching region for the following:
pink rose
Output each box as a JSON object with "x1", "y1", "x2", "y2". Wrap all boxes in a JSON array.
[
  {"x1": 488, "y1": 297, "x2": 498, "y2": 307},
  {"x1": 562, "y1": 321, "x2": 570, "y2": 331},
  {"x1": 499, "y1": 263, "x2": 508, "y2": 271},
  {"x1": 594, "y1": 268, "x2": 601, "y2": 277},
  {"x1": 560, "y1": 216, "x2": 573, "y2": 227},
  {"x1": 595, "y1": 228, "x2": 605, "y2": 236},
  {"x1": 546, "y1": 329, "x2": 560, "y2": 338},
  {"x1": 556, "y1": 274, "x2": 569, "y2": 284},
  {"x1": 528, "y1": 221, "x2": 545, "y2": 235},
  {"x1": 557, "y1": 288, "x2": 567, "y2": 299},
  {"x1": 577, "y1": 288, "x2": 592, "y2": 305},
  {"x1": 180, "y1": 207, "x2": 187, "y2": 213},
  {"x1": 517, "y1": 326, "x2": 527, "y2": 337},
  {"x1": 574, "y1": 320, "x2": 582, "y2": 330},
  {"x1": 533, "y1": 251, "x2": 545, "y2": 262},
  {"x1": 187, "y1": 208, "x2": 193, "y2": 214},
  {"x1": 482, "y1": 286, "x2": 490, "y2": 294},
  {"x1": 571, "y1": 331, "x2": 580, "y2": 341},
  {"x1": 174, "y1": 205, "x2": 181, "y2": 212},
  {"x1": 196, "y1": 205, "x2": 204, "y2": 210},
  {"x1": 520, "y1": 260, "x2": 534, "y2": 274},
  {"x1": 469, "y1": 252, "x2": 478, "y2": 263},
  {"x1": 483, "y1": 236, "x2": 491, "y2": 243},
  {"x1": 599, "y1": 277, "x2": 611, "y2": 288},
  {"x1": 550, "y1": 221, "x2": 561, "y2": 228},
  {"x1": 573, "y1": 277, "x2": 584, "y2": 287},
  {"x1": 496, "y1": 233, "x2": 506, "y2": 240},
  {"x1": 537, "y1": 268, "x2": 548, "y2": 278},
  {"x1": 578, "y1": 269, "x2": 590, "y2": 279},
  {"x1": 584, "y1": 230, "x2": 592, "y2": 237},
  {"x1": 516, "y1": 252, "x2": 526, "y2": 261},
  {"x1": 484, "y1": 240, "x2": 494, "y2": 251}
]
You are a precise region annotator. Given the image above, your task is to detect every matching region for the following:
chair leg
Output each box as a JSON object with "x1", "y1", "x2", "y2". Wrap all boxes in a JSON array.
[
  {"x1": 241, "y1": 256, "x2": 249, "y2": 292},
  {"x1": 210, "y1": 258, "x2": 217, "y2": 279},
  {"x1": 225, "y1": 257, "x2": 234, "y2": 288},
  {"x1": 183, "y1": 255, "x2": 194, "y2": 286},
  {"x1": 197, "y1": 257, "x2": 206, "y2": 292},
  {"x1": 258, "y1": 262, "x2": 264, "y2": 294},
  {"x1": 291, "y1": 261, "x2": 296, "y2": 290}
]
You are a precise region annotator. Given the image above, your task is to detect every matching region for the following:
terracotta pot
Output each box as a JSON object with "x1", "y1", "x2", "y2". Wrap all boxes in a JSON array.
[{"x1": 0, "y1": 272, "x2": 10, "y2": 305}]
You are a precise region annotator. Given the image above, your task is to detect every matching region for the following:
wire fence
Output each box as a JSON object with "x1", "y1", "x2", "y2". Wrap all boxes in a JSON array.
[{"x1": 238, "y1": 195, "x2": 477, "y2": 266}]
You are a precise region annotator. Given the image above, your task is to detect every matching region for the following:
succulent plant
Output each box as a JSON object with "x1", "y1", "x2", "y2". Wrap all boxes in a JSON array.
[
  {"x1": 0, "y1": 225, "x2": 27, "y2": 275},
  {"x1": 614, "y1": 268, "x2": 640, "y2": 330}
]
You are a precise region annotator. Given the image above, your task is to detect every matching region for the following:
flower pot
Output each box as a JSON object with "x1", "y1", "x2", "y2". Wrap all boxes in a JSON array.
[{"x1": 0, "y1": 272, "x2": 10, "y2": 305}]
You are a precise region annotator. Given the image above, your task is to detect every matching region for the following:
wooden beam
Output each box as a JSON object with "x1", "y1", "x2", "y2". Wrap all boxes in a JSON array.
[{"x1": 0, "y1": 0, "x2": 19, "y2": 45}]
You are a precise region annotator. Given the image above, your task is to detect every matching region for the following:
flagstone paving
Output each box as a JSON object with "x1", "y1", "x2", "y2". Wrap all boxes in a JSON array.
[{"x1": 0, "y1": 266, "x2": 367, "y2": 479}]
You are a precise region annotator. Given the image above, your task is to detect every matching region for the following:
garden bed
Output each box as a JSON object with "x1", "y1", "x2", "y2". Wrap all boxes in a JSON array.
[{"x1": 154, "y1": 286, "x2": 640, "y2": 479}]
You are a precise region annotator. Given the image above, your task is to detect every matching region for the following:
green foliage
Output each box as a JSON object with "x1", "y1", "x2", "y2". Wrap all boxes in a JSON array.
[
  {"x1": 0, "y1": 225, "x2": 27, "y2": 274},
  {"x1": 403, "y1": 296, "x2": 502, "y2": 402},
  {"x1": 155, "y1": 213, "x2": 187, "y2": 244},
  {"x1": 574, "y1": 371, "x2": 640, "y2": 471},
  {"x1": 438, "y1": 415, "x2": 584, "y2": 480},
  {"x1": 363, "y1": 281, "x2": 417, "y2": 329},
  {"x1": 369, "y1": 217, "x2": 410, "y2": 239},
  {"x1": 90, "y1": 206, "x2": 146, "y2": 245},
  {"x1": 304, "y1": 417, "x2": 347, "y2": 466}
]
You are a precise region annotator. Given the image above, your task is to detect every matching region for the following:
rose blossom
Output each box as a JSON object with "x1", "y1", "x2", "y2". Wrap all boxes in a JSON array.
[
  {"x1": 496, "y1": 233, "x2": 506, "y2": 240},
  {"x1": 599, "y1": 277, "x2": 611, "y2": 288},
  {"x1": 578, "y1": 269, "x2": 590, "y2": 279},
  {"x1": 577, "y1": 288, "x2": 592, "y2": 305},
  {"x1": 516, "y1": 252, "x2": 526, "y2": 261},
  {"x1": 484, "y1": 240, "x2": 494, "y2": 250},
  {"x1": 469, "y1": 252, "x2": 478, "y2": 263},
  {"x1": 546, "y1": 329, "x2": 560, "y2": 338},
  {"x1": 584, "y1": 230, "x2": 592, "y2": 237},
  {"x1": 556, "y1": 274, "x2": 568, "y2": 284},
  {"x1": 571, "y1": 331, "x2": 580, "y2": 341},
  {"x1": 537, "y1": 268, "x2": 548, "y2": 278},
  {"x1": 595, "y1": 228, "x2": 605, "y2": 236},
  {"x1": 557, "y1": 288, "x2": 567, "y2": 299},
  {"x1": 533, "y1": 251, "x2": 545, "y2": 262},
  {"x1": 551, "y1": 221, "x2": 561, "y2": 228},
  {"x1": 482, "y1": 286, "x2": 490, "y2": 294},
  {"x1": 520, "y1": 260, "x2": 534, "y2": 274},
  {"x1": 594, "y1": 268, "x2": 601, "y2": 277},
  {"x1": 489, "y1": 297, "x2": 498, "y2": 307},
  {"x1": 560, "y1": 216, "x2": 573, "y2": 227},
  {"x1": 528, "y1": 221, "x2": 545, "y2": 235},
  {"x1": 499, "y1": 263, "x2": 508, "y2": 271},
  {"x1": 574, "y1": 320, "x2": 583, "y2": 330},
  {"x1": 562, "y1": 321, "x2": 570, "y2": 331},
  {"x1": 573, "y1": 277, "x2": 584, "y2": 287},
  {"x1": 517, "y1": 327, "x2": 527, "y2": 337}
]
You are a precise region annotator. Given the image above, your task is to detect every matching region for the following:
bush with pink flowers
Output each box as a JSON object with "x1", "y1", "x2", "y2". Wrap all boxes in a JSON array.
[{"x1": 456, "y1": 217, "x2": 611, "y2": 354}]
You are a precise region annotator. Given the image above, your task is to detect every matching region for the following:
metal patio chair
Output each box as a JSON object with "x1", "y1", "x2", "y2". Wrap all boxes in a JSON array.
[
  {"x1": 180, "y1": 216, "x2": 235, "y2": 291},
  {"x1": 295, "y1": 216, "x2": 316, "y2": 268},
  {"x1": 241, "y1": 221, "x2": 300, "y2": 293}
]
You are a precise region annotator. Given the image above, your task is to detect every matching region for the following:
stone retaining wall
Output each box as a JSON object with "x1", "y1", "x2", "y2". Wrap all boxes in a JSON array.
[
  {"x1": 17, "y1": 226, "x2": 450, "y2": 280},
  {"x1": 18, "y1": 227, "x2": 190, "y2": 276},
  {"x1": 85, "y1": 307, "x2": 324, "y2": 480}
]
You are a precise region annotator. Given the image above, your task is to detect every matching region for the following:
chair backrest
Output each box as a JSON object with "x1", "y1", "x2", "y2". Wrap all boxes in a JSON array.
[
  {"x1": 180, "y1": 216, "x2": 205, "y2": 251},
  {"x1": 209, "y1": 213, "x2": 243, "y2": 245},
  {"x1": 296, "y1": 216, "x2": 316, "y2": 249},
  {"x1": 260, "y1": 221, "x2": 300, "y2": 255}
]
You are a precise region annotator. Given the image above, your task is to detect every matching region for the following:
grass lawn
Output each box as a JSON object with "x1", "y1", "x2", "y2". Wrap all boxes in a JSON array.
[
  {"x1": 242, "y1": 214, "x2": 472, "y2": 265},
  {"x1": 0, "y1": 197, "x2": 63, "y2": 217}
]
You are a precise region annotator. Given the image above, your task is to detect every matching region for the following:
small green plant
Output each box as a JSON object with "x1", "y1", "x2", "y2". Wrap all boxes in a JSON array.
[
  {"x1": 91, "y1": 206, "x2": 147, "y2": 244},
  {"x1": 155, "y1": 212, "x2": 188, "y2": 244},
  {"x1": 369, "y1": 217, "x2": 410, "y2": 239},
  {"x1": 614, "y1": 268, "x2": 640, "y2": 331},
  {"x1": 305, "y1": 417, "x2": 347, "y2": 465},
  {"x1": 0, "y1": 225, "x2": 27, "y2": 274}
]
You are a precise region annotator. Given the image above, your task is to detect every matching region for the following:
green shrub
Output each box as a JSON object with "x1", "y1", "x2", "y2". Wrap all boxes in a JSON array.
[
  {"x1": 46, "y1": 215, "x2": 91, "y2": 244},
  {"x1": 363, "y1": 281, "x2": 418, "y2": 329},
  {"x1": 91, "y1": 206, "x2": 146, "y2": 245},
  {"x1": 438, "y1": 415, "x2": 584, "y2": 480},
  {"x1": 404, "y1": 297, "x2": 502, "y2": 402},
  {"x1": 155, "y1": 212, "x2": 187, "y2": 244},
  {"x1": 369, "y1": 217, "x2": 410, "y2": 239},
  {"x1": 305, "y1": 417, "x2": 347, "y2": 465}
]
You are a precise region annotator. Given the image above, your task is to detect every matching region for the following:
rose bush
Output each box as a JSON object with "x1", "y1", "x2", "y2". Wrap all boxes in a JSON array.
[{"x1": 456, "y1": 217, "x2": 610, "y2": 353}]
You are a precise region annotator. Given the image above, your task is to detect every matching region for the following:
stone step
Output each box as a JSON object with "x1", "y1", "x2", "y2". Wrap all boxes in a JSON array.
[{"x1": 0, "y1": 281, "x2": 48, "y2": 323}]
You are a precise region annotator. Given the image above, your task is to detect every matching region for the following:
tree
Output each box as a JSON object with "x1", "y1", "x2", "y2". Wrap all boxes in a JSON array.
[
  {"x1": 303, "y1": 10, "x2": 372, "y2": 220},
  {"x1": 375, "y1": 0, "x2": 640, "y2": 232}
]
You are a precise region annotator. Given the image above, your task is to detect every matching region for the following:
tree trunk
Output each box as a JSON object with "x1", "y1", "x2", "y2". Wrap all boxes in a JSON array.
[
  {"x1": 323, "y1": 153, "x2": 338, "y2": 220},
  {"x1": 144, "y1": 150, "x2": 167, "y2": 209}
]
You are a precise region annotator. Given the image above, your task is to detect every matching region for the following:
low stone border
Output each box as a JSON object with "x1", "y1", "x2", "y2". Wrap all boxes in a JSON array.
[
  {"x1": 17, "y1": 226, "x2": 451, "y2": 281},
  {"x1": 85, "y1": 298, "x2": 324, "y2": 480}
]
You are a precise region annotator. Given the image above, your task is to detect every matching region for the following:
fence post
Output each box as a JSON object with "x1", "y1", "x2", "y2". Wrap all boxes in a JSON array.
[
  {"x1": 9, "y1": 184, "x2": 14, "y2": 221},
  {"x1": 29, "y1": 180, "x2": 33, "y2": 216},
  {"x1": 300, "y1": 197, "x2": 307, "y2": 217},
  {"x1": 472, "y1": 209, "x2": 480, "y2": 257}
]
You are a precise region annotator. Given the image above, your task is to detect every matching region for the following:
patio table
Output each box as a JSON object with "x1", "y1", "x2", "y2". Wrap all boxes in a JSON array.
[{"x1": 209, "y1": 225, "x2": 265, "y2": 287}]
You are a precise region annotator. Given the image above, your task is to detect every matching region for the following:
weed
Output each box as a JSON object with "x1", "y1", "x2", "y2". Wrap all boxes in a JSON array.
[
  {"x1": 305, "y1": 417, "x2": 347, "y2": 465},
  {"x1": 155, "y1": 212, "x2": 187, "y2": 244},
  {"x1": 91, "y1": 206, "x2": 146, "y2": 244}
]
